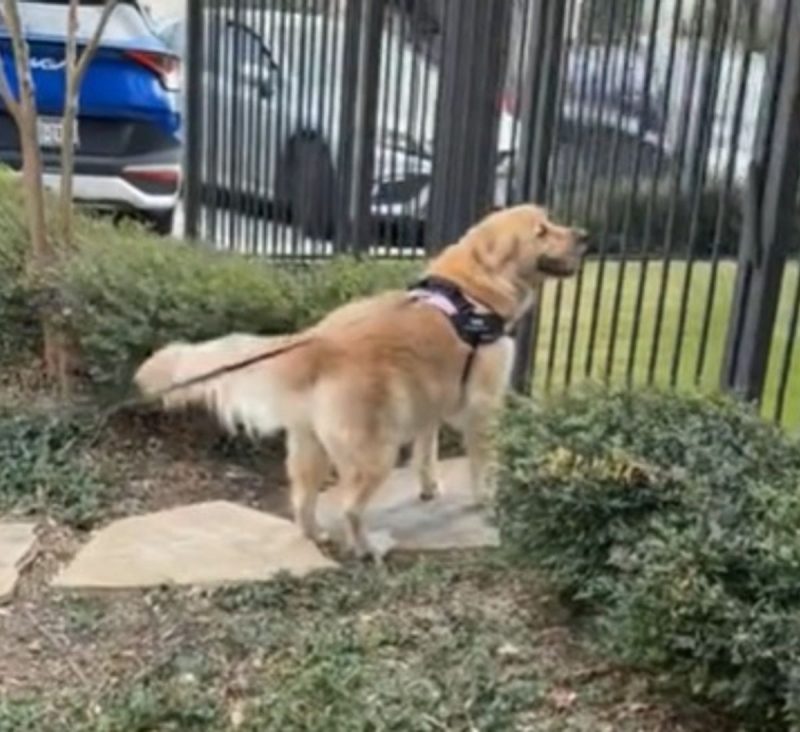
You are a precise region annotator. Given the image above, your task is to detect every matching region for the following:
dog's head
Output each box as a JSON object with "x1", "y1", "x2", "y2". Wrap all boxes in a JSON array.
[{"x1": 467, "y1": 204, "x2": 588, "y2": 285}]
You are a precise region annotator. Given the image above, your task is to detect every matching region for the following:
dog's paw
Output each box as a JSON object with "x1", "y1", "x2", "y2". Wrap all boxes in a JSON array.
[
  {"x1": 354, "y1": 529, "x2": 396, "y2": 565},
  {"x1": 419, "y1": 479, "x2": 442, "y2": 502}
]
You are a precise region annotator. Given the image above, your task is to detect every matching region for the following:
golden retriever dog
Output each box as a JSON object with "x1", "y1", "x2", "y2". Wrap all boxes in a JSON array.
[{"x1": 134, "y1": 205, "x2": 586, "y2": 559}]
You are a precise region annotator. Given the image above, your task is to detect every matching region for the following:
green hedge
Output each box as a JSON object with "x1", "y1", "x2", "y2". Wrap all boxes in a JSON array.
[
  {"x1": 495, "y1": 389, "x2": 800, "y2": 730},
  {"x1": 0, "y1": 171, "x2": 418, "y2": 388},
  {"x1": 55, "y1": 235, "x2": 417, "y2": 388},
  {"x1": 0, "y1": 175, "x2": 39, "y2": 363}
]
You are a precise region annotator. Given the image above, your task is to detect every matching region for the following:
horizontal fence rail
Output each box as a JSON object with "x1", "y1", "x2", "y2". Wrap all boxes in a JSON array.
[{"x1": 184, "y1": 0, "x2": 800, "y2": 427}]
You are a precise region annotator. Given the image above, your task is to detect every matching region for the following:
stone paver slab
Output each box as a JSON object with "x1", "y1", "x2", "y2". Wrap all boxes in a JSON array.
[
  {"x1": 317, "y1": 458, "x2": 498, "y2": 551},
  {"x1": 0, "y1": 522, "x2": 38, "y2": 604},
  {"x1": 53, "y1": 501, "x2": 337, "y2": 590}
]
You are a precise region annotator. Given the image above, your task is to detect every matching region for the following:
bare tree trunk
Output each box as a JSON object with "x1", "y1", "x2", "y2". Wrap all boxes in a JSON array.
[
  {"x1": 59, "y1": 0, "x2": 118, "y2": 248},
  {"x1": 0, "y1": 1, "x2": 66, "y2": 386},
  {"x1": 1, "y1": 1, "x2": 49, "y2": 269}
]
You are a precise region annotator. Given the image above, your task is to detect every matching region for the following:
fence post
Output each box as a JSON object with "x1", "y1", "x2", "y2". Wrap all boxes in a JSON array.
[
  {"x1": 509, "y1": 0, "x2": 566, "y2": 393},
  {"x1": 720, "y1": 0, "x2": 800, "y2": 402},
  {"x1": 334, "y1": 0, "x2": 384, "y2": 254},
  {"x1": 183, "y1": 0, "x2": 204, "y2": 240},
  {"x1": 425, "y1": 0, "x2": 512, "y2": 251}
]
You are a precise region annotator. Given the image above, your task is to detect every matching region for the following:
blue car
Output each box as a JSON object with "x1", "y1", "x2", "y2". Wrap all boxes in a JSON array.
[{"x1": 0, "y1": 0, "x2": 182, "y2": 234}]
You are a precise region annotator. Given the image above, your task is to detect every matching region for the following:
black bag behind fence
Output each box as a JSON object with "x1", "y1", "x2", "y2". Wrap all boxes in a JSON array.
[{"x1": 182, "y1": 0, "x2": 800, "y2": 428}]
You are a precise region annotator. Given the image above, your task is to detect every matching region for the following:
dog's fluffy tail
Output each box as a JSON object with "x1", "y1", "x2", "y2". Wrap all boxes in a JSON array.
[{"x1": 133, "y1": 333, "x2": 313, "y2": 436}]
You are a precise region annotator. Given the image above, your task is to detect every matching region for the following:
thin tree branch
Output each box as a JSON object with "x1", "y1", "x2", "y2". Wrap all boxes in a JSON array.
[
  {"x1": 0, "y1": 6, "x2": 20, "y2": 122},
  {"x1": 74, "y1": 0, "x2": 119, "y2": 86},
  {"x1": 65, "y1": 0, "x2": 78, "y2": 86},
  {"x1": 2, "y1": 0, "x2": 32, "y2": 113},
  {"x1": 59, "y1": 0, "x2": 118, "y2": 249}
]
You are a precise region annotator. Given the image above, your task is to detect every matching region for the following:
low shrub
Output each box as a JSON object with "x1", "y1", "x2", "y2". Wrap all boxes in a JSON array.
[
  {"x1": 0, "y1": 410, "x2": 111, "y2": 528},
  {"x1": 495, "y1": 389, "x2": 800, "y2": 729},
  {"x1": 0, "y1": 174, "x2": 39, "y2": 363},
  {"x1": 0, "y1": 171, "x2": 418, "y2": 389},
  {"x1": 56, "y1": 235, "x2": 417, "y2": 388}
]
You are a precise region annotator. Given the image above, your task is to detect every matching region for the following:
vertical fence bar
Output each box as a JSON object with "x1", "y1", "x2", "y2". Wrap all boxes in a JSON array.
[
  {"x1": 695, "y1": 0, "x2": 755, "y2": 386},
  {"x1": 543, "y1": 0, "x2": 577, "y2": 392},
  {"x1": 774, "y1": 254, "x2": 800, "y2": 423},
  {"x1": 646, "y1": 0, "x2": 709, "y2": 386},
  {"x1": 604, "y1": 0, "x2": 661, "y2": 383},
  {"x1": 334, "y1": 0, "x2": 384, "y2": 253},
  {"x1": 183, "y1": 0, "x2": 204, "y2": 240},
  {"x1": 669, "y1": 0, "x2": 729, "y2": 386},
  {"x1": 509, "y1": 0, "x2": 566, "y2": 393},
  {"x1": 585, "y1": 0, "x2": 641, "y2": 381},
  {"x1": 426, "y1": 0, "x2": 512, "y2": 250},
  {"x1": 721, "y1": 0, "x2": 800, "y2": 403},
  {"x1": 563, "y1": 0, "x2": 601, "y2": 389},
  {"x1": 625, "y1": 0, "x2": 683, "y2": 387}
]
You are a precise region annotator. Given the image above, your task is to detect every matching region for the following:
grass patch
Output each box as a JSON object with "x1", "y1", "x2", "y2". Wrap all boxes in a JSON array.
[
  {"x1": 0, "y1": 555, "x2": 722, "y2": 731},
  {"x1": 534, "y1": 259, "x2": 800, "y2": 428},
  {"x1": 0, "y1": 410, "x2": 110, "y2": 528}
]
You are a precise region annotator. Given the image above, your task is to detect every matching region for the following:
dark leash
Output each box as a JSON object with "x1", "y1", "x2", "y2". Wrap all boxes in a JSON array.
[
  {"x1": 48, "y1": 337, "x2": 315, "y2": 448},
  {"x1": 40, "y1": 278, "x2": 507, "y2": 445}
]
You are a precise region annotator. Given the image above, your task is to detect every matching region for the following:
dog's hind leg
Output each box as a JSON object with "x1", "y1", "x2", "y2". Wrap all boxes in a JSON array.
[
  {"x1": 338, "y1": 457, "x2": 395, "y2": 561},
  {"x1": 412, "y1": 427, "x2": 441, "y2": 501},
  {"x1": 463, "y1": 412, "x2": 496, "y2": 506},
  {"x1": 286, "y1": 426, "x2": 330, "y2": 543},
  {"x1": 319, "y1": 433, "x2": 395, "y2": 561}
]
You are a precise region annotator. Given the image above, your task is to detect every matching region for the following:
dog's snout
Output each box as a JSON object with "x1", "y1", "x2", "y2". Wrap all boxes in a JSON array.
[{"x1": 573, "y1": 227, "x2": 590, "y2": 256}]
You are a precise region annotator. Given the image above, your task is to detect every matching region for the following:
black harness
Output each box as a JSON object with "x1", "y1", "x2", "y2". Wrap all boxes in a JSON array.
[{"x1": 408, "y1": 276, "x2": 509, "y2": 394}]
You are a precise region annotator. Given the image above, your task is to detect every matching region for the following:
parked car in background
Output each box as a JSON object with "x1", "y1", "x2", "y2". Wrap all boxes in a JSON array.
[
  {"x1": 158, "y1": 10, "x2": 517, "y2": 239},
  {"x1": 0, "y1": 0, "x2": 182, "y2": 234}
]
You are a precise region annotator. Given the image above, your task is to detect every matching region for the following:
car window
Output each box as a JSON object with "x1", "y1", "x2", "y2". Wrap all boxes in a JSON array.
[
  {"x1": 158, "y1": 19, "x2": 184, "y2": 55},
  {"x1": 224, "y1": 22, "x2": 275, "y2": 71},
  {"x1": 10, "y1": 2, "x2": 153, "y2": 43},
  {"x1": 157, "y1": 20, "x2": 276, "y2": 75}
]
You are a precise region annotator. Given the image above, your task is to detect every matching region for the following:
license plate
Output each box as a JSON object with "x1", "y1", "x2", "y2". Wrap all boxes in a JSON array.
[{"x1": 37, "y1": 117, "x2": 79, "y2": 149}]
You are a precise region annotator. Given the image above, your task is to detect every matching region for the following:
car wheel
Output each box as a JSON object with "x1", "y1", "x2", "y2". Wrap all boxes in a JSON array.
[
  {"x1": 145, "y1": 209, "x2": 176, "y2": 237},
  {"x1": 276, "y1": 133, "x2": 336, "y2": 239}
]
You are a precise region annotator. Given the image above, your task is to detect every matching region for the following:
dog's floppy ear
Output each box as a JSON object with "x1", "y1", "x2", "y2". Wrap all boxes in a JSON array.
[{"x1": 472, "y1": 232, "x2": 519, "y2": 273}]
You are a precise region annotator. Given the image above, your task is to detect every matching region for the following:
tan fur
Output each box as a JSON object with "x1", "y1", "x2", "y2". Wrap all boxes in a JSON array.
[{"x1": 134, "y1": 205, "x2": 586, "y2": 559}]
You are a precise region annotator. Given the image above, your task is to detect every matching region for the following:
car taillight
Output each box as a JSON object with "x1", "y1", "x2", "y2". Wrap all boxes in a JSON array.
[
  {"x1": 122, "y1": 165, "x2": 181, "y2": 193},
  {"x1": 125, "y1": 50, "x2": 180, "y2": 91}
]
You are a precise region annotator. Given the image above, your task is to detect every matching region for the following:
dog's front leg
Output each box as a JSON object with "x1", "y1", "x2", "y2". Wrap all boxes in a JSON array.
[
  {"x1": 412, "y1": 427, "x2": 441, "y2": 501},
  {"x1": 463, "y1": 412, "x2": 497, "y2": 506}
]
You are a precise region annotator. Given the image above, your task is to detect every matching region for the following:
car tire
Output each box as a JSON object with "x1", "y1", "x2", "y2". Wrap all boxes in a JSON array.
[
  {"x1": 146, "y1": 209, "x2": 176, "y2": 237},
  {"x1": 276, "y1": 133, "x2": 336, "y2": 239}
]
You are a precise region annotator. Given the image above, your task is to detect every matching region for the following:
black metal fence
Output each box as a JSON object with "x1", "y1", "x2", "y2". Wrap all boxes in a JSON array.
[{"x1": 183, "y1": 0, "x2": 800, "y2": 428}]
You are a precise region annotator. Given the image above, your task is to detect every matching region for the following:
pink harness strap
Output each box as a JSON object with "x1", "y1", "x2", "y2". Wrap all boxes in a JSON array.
[{"x1": 408, "y1": 288, "x2": 459, "y2": 317}]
